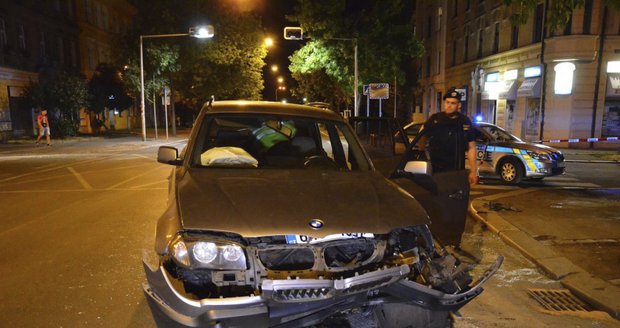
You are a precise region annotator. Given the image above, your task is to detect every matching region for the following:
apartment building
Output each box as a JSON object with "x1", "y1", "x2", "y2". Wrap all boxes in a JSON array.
[
  {"x1": 0, "y1": 0, "x2": 80, "y2": 140},
  {"x1": 414, "y1": 0, "x2": 620, "y2": 149}
]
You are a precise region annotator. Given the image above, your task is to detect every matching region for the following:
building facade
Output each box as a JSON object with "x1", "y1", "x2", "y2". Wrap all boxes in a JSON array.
[
  {"x1": 0, "y1": 0, "x2": 80, "y2": 140},
  {"x1": 414, "y1": 0, "x2": 620, "y2": 149},
  {"x1": 74, "y1": 0, "x2": 136, "y2": 133}
]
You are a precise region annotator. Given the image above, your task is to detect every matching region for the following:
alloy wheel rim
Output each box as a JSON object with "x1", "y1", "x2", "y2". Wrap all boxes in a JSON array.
[{"x1": 502, "y1": 163, "x2": 515, "y2": 181}]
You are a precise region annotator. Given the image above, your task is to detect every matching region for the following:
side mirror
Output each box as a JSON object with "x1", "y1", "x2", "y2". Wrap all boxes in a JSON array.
[
  {"x1": 403, "y1": 160, "x2": 432, "y2": 175},
  {"x1": 157, "y1": 146, "x2": 181, "y2": 165}
]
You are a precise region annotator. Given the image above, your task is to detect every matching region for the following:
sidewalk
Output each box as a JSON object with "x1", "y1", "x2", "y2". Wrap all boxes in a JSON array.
[
  {"x1": 469, "y1": 187, "x2": 620, "y2": 320},
  {"x1": 0, "y1": 128, "x2": 191, "y2": 155}
]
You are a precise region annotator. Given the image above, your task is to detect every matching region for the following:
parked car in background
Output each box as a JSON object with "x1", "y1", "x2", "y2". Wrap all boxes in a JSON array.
[
  {"x1": 403, "y1": 121, "x2": 565, "y2": 184},
  {"x1": 143, "y1": 101, "x2": 502, "y2": 327}
]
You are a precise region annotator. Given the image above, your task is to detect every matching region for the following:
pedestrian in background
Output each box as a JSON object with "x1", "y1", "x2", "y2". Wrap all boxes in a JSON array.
[
  {"x1": 419, "y1": 88, "x2": 478, "y2": 184},
  {"x1": 35, "y1": 108, "x2": 52, "y2": 146}
]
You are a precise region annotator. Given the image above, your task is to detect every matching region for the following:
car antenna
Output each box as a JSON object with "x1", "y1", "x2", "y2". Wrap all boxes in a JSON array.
[{"x1": 207, "y1": 95, "x2": 215, "y2": 109}]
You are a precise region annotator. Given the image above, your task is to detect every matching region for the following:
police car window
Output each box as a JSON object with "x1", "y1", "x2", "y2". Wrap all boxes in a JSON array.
[{"x1": 474, "y1": 128, "x2": 489, "y2": 143}]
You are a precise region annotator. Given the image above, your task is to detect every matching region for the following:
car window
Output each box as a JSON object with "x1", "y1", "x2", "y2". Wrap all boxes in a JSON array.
[
  {"x1": 479, "y1": 125, "x2": 520, "y2": 142},
  {"x1": 474, "y1": 128, "x2": 489, "y2": 143},
  {"x1": 190, "y1": 114, "x2": 369, "y2": 171}
]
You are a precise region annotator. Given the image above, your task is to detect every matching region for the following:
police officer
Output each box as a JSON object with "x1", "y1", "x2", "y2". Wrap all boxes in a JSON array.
[{"x1": 420, "y1": 88, "x2": 478, "y2": 185}]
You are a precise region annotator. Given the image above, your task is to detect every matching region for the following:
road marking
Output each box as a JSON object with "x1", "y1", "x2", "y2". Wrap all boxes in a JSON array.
[
  {"x1": 131, "y1": 179, "x2": 168, "y2": 189},
  {"x1": 105, "y1": 165, "x2": 168, "y2": 190},
  {"x1": 472, "y1": 184, "x2": 519, "y2": 190},
  {"x1": 0, "y1": 158, "x2": 102, "y2": 183},
  {"x1": 0, "y1": 187, "x2": 167, "y2": 194},
  {"x1": 67, "y1": 167, "x2": 93, "y2": 190}
]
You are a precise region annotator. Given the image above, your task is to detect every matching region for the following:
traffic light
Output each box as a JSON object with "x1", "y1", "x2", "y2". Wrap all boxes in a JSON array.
[{"x1": 283, "y1": 27, "x2": 303, "y2": 40}]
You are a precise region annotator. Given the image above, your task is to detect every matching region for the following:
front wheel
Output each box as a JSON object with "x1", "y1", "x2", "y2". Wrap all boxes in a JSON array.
[
  {"x1": 499, "y1": 158, "x2": 524, "y2": 184},
  {"x1": 374, "y1": 303, "x2": 451, "y2": 328}
]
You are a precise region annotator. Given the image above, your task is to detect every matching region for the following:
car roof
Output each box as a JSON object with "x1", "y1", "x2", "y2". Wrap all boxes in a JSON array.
[{"x1": 202, "y1": 100, "x2": 344, "y2": 122}]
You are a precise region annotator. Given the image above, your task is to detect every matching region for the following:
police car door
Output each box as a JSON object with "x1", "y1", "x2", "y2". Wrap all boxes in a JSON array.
[{"x1": 389, "y1": 127, "x2": 470, "y2": 247}]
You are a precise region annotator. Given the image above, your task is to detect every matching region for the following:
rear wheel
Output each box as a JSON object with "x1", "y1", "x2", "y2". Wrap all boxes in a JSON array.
[
  {"x1": 498, "y1": 158, "x2": 524, "y2": 184},
  {"x1": 374, "y1": 303, "x2": 451, "y2": 328}
]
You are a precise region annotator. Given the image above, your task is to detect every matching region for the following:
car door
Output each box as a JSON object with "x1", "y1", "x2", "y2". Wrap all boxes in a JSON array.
[
  {"x1": 389, "y1": 127, "x2": 470, "y2": 247},
  {"x1": 472, "y1": 126, "x2": 495, "y2": 176}
]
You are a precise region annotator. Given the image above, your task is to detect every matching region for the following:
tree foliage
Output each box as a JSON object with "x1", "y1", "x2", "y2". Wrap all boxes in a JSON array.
[
  {"x1": 118, "y1": 0, "x2": 267, "y2": 107},
  {"x1": 504, "y1": 0, "x2": 620, "y2": 31},
  {"x1": 287, "y1": 0, "x2": 424, "y2": 110},
  {"x1": 88, "y1": 63, "x2": 133, "y2": 115},
  {"x1": 23, "y1": 72, "x2": 89, "y2": 137}
]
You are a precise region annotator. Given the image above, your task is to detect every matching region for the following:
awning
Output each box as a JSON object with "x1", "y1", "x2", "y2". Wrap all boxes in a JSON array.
[
  {"x1": 607, "y1": 73, "x2": 620, "y2": 97},
  {"x1": 481, "y1": 80, "x2": 517, "y2": 100},
  {"x1": 518, "y1": 78, "x2": 541, "y2": 98},
  {"x1": 498, "y1": 81, "x2": 517, "y2": 100}
]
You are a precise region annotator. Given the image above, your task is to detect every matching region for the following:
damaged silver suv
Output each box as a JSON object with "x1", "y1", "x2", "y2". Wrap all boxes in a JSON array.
[{"x1": 142, "y1": 101, "x2": 502, "y2": 327}]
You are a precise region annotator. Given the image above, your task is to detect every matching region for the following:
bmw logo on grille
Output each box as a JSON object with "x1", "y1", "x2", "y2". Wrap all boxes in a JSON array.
[{"x1": 309, "y1": 219, "x2": 324, "y2": 229}]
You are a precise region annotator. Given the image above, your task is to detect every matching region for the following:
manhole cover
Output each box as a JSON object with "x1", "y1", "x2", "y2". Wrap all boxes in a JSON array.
[{"x1": 528, "y1": 288, "x2": 591, "y2": 312}]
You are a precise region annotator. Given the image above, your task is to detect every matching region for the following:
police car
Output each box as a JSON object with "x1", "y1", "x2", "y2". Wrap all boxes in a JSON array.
[{"x1": 403, "y1": 121, "x2": 565, "y2": 184}]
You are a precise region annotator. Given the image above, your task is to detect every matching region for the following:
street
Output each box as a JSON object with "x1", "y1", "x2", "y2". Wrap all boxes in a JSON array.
[{"x1": 0, "y1": 137, "x2": 618, "y2": 327}]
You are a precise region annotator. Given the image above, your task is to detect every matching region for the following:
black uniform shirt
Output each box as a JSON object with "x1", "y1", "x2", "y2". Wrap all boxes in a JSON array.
[{"x1": 422, "y1": 112, "x2": 475, "y2": 172}]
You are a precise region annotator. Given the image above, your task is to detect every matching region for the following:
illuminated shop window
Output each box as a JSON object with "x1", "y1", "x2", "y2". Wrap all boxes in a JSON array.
[
  {"x1": 486, "y1": 72, "x2": 499, "y2": 82},
  {"x1": 554, "y1": 62, "x2": 576, "y2": 95},
  {"x1": 607, "y1": 61, "x2": 620, "y2": 73},
  {"x1": 505, "y1": 69, "x2": 518, "y2": 80},
  {"x1": 524, "y1": 66, "x2": 541, "y2": 78}
]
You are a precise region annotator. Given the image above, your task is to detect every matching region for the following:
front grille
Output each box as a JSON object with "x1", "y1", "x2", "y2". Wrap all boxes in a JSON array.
[{"x1": 259, "y1": 248, "x2": 314, "y2": 270}]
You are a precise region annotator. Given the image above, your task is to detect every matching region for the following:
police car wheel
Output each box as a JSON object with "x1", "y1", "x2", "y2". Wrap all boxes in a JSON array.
[{"x1": 499, "y1": 159, "x2": 523, "y2": 184}]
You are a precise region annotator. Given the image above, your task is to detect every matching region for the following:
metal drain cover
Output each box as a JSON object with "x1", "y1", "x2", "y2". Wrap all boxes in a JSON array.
[{"x1": 528, "y1": 288, "x2": 591, "y2": 312}]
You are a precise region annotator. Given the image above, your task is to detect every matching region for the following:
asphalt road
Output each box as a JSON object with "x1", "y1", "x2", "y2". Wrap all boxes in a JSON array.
[{"x1": 0, "y1": 139, "x2": 618, "y2": 327}]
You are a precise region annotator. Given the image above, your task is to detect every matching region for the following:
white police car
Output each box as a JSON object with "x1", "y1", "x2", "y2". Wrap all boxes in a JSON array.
[{"x1": 403, "y1": 121, "x2": 565, "y2": 184}]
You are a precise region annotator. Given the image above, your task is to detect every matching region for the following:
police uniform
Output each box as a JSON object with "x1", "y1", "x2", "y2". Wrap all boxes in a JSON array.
[{"x1": 422, "y1": 90, "x2": 475, "y2": 173}]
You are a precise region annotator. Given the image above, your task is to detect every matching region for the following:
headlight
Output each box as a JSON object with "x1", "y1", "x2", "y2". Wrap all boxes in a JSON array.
[
  {"x1": 170, "y1": 236, "x2": 247, "y2": 270},
  {"x1": 527, "y1": 151, "x2": 551, "y2": 161}
]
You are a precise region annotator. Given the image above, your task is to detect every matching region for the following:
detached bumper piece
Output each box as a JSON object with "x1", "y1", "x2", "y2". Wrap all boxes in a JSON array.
[{"x1": 142, "y1": 256, "x2": 504, "y2": 327}]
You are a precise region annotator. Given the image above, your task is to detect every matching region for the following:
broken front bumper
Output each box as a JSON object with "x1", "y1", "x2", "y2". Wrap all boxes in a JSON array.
[{"x1": 142, "y1": 256, "x2": 504, "y2": 327}]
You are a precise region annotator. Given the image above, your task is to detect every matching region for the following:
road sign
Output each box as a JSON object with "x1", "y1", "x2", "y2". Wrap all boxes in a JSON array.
[{"x1": 369, "y1": 83, "x2": 389, "y2": 99}]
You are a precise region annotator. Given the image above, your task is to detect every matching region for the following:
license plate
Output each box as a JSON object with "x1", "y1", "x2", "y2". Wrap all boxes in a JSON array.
[{"x1": 285, "y1": 233, "x2": 374, "y2": 244}]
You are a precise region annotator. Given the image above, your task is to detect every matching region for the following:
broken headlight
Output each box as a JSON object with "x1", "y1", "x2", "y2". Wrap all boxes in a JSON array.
[{"x1": 169, "y1": 236, "x2": 247, "y2": 270}]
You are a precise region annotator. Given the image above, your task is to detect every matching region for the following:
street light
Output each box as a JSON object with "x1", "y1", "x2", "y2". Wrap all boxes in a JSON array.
[
  {"x1": 139, "y1": 25, "x2": 214, "y2": 141},
  {"x1": 264, "y1": 37, "x2": 274, "y2": 48},
  {"x1": 271, "y1": 64, "x2": 278, "y2": 72}
]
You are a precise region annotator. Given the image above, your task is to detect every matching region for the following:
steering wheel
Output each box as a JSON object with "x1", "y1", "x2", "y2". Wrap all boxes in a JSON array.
[{"x1": 303, "y1": 155, "x2": 339, "y2": 170}]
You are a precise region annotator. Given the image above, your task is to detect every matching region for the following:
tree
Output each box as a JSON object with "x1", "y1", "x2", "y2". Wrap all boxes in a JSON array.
[
  {"x1": 23, "y1": 72, "x2": 89, "y2": 138},
  {"x1": 117, "y1": 0, "x2": 267, "y2": 108},
  {"x1": 88, "y1": 63, "x2": 133, "y2": 131},
  {"x1": 287, "y1": 0, "x2": 424, "y2": 115}
]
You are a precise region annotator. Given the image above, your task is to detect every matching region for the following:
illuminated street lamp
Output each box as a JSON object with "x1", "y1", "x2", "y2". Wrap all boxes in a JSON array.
[
  {"x1": 271, "y1": 65, "x2": 278, "y2": 72},
  {"x1": 264, "y1": 37, "x2": 274, "y2": 48},
  {"x1": 277, "y1": 76, "x2": 284, "y2": 83},
  {"x1": 275, "y1": 85, "x2": 286, "y2": 101},
  {"x1": 139, "y1": 25, "x2": 214, "y2": 141}
]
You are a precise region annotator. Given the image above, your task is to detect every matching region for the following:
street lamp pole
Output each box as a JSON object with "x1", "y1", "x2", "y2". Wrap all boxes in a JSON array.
[{"x1": 139, "y1": 26, "x2": 213, "y2": 141}]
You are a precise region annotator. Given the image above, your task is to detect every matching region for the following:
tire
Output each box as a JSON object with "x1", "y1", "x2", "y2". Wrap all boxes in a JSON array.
[
  {"x1": 498, "y1": 158, "x2": 524, "y2": 184},
  {"x1": 374, "y1": 303, "x2": 451, "y2": 328}
]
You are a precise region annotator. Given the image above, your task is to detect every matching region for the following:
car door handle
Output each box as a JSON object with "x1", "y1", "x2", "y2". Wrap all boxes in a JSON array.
[{"x1": 449, "y1": 190, "x2": 464, "y2": 200}]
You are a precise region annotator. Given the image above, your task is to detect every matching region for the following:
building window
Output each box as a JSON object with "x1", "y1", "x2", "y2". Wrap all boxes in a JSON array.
[
  {"x1": 39, "y1": 31, "x2": 46, "y2": 58},
  {"x1": 18, "y1": 25, "x2": 26, "y2": 50},
  {"x1": 57, "y1": 36, "x2": 64, "y2": 64},
  {"x1": 477, "y1": 29, "x2": 483, "y2": 58},
  {"x1": 452, "y1": 0, "x2": 458, "y2": 17},
  {"x1": 554, "y1": 62, "x2": 576, "y2": 95},
  {"x1": 70, "y1": 39, "x2": 77, "y2": 67},
  {"x1": 511, "y1": 24, "x2": 519, "y2": 49},
  {"x1": 533, "y1": 3, "x2": 543, "y2": 43},
  {"x1": 452, "y1": 40, "x2": 457, "y2": 66},
  {"x1": 493, "y1": 23, "x2": 499, "y2": 54},
  {"x1": 426, "y1": 56, "x2": 431, "y2": 77},
  {"x1": 524, "y1": 65, "x2": 542, "y2": 78},
  {"x1": 464, "y1": 34, "x2": 469, "y2": 61},
  {"x1": 437, "y1": 51, "x2": 441, "y2": 73},
  {"x1": 0, "y1": 19, "x2": 6, "y2": 48},
  {"x1": 465, "y1": 0, "x2": 470, "y2": 11},
  {"x1": 427, "y1": 16, "x2": 432, "y2": 38},
  {"x1": 563, "y1": 15, "x2": 572, "y2": 35},
  {"x1": 437, "y1": 7, "x2": 442, "y2": 31},
  {"x1": 583, "y1": 0, "x2": 593, "y2": 34},
  {"x1": 85, "y1": 0, "x2": 93, "y2": 24}
]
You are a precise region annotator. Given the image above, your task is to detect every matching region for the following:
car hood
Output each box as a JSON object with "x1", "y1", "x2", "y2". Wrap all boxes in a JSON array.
[
  {"x1": 176, "y1": 169, "x2": 430, "y2": 237},
  {"x1": 497, "y1": 141, "x2": 561, "y2": 154}
]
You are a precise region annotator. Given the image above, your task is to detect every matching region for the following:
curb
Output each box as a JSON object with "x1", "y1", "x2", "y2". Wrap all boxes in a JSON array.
[{"x1": 468, "y1": 192, "x2": 620, "y2": 320}]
